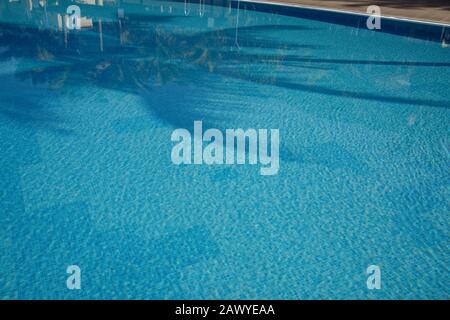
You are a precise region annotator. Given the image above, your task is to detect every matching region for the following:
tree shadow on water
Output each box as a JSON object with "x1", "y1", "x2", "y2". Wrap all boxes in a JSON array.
[{"x1": 1, "y1": 8, "x2": 449, "y2": 137}]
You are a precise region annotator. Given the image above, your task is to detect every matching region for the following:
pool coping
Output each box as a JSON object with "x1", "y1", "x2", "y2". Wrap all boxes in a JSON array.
[
  {"x1": 237, "y1": 0, "x2": 450, "y2": 28},
  {"x1": 223, "y1": 0, "x2": 450, "y2": 43}
]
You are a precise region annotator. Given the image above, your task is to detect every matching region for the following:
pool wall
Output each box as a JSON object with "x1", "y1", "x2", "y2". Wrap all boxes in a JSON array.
[{"x1": 169, "y1": 0, "x2": 450, "y2": 43}]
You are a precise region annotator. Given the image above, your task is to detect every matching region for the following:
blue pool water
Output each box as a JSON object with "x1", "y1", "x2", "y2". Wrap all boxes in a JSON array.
[{"x1": 0, "y1": 0, "x2": 449, "y2": 299}]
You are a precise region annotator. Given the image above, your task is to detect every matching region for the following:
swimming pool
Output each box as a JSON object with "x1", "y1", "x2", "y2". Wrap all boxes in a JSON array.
[{"x1": 0, "y1": 0, "x2": 449, "y2": 299}]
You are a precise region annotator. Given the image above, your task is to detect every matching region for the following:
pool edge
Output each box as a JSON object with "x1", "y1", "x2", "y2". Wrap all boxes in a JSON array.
[{"x1": 237, "y1": 0, "x2": 450, "y2": 27}]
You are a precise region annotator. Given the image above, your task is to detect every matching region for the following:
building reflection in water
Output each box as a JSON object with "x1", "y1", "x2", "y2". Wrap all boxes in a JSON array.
[{"x1": 0, "y1": 0, "x2": 290, "y2": 91}]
